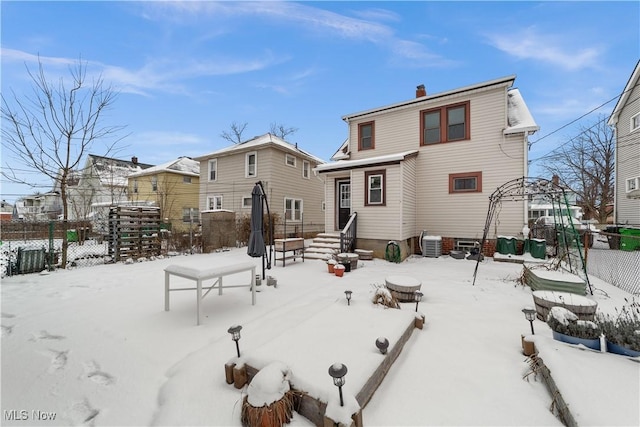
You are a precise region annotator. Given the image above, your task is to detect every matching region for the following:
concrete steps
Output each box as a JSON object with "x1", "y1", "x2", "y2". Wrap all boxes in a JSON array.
[{"x1": 305, "y1": 233, "x2": 341, "y2": 260}]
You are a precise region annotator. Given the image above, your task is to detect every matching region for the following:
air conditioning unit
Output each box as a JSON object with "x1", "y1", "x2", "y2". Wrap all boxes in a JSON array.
[{"x1": 422, "y1": 235, "x2": 442, "y2": 258}]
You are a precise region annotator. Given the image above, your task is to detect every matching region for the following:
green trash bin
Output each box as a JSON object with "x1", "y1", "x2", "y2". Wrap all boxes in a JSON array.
[
  {"x1": 66, "y1": 229, "x2": 78, "y2": 242},
  {"x1": 620, "y1": 228, "x2": 640, "y2": 252},
  {"x1": 497, "y1": 236, "x2": 516, "y2": 255},
  {"x1": 528, "y1": 238, "x2": 546, "y2": 259}
]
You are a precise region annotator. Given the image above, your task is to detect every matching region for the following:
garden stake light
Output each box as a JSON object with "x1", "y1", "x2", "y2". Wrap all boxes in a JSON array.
[
  {"x1": 345, "y1": 290, "x2": 352, "y2": 306},
  {"x1": 375, "y1": 337, "x2": 389, "y2": 355},
  {"x1": 328, "y1": 363, "x2": 347, "y2": 407},
  {"x1": 227, "y1": 325, "x2": 243, "y2": 357},
  {"x1": 414, "y1": 291, "x2": 423, "y2": 312},
  {"x1": 522, "y1": 307, "x2": 536, "y2": 334}
]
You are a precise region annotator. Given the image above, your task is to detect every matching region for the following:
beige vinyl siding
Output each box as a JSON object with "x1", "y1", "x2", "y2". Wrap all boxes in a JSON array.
[
  {"x1": 401, "y1": 157, "x2": 417, "y2": 240},
  {"x1": 198, "y1": 147, "x2": 326, "y2": 228},
  {"x1": 354, "y1": 165, "x2": 402, "y2": 240},
  {"x1": 347, "y1": 84, "x2": 526, "y2": 239},
  {"x1": 616, "y1": 81, "x2": 640, "y2": 225}
]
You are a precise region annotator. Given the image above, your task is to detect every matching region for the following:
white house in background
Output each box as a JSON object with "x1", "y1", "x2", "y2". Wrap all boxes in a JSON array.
[
  {"x1": 316, "y1": 76, "x2": 539, "y2": 259},
  {"x1": 67, "y1": 154, "x2": 154, "y2": 233},
  {"x1": 608, "y1": 59, "x2": 640, "y2": 227},
  {"x1": 12, "y1": 192, "x2": 61, "y2": 221},
  {"x1": 193, "y1": 133, "x2": 326, "y2": 235}
]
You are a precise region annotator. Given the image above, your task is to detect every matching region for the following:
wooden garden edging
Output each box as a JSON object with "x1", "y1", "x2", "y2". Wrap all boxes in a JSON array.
[{"x1": 528, "y1": 354, "x2": 578, "y2": 427}]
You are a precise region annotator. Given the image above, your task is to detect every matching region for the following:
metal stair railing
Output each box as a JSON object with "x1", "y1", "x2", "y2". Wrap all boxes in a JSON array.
[{"x1": 340, "y1": 212, "x2": 357, "y2": 253}]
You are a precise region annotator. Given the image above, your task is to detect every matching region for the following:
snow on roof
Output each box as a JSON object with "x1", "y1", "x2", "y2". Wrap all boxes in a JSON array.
[
  {"x1": 504, "y1": 88, "x2": 540, "y2": 135},
  {"x1": 88, "y1": 154, "x2": 154, "y2": 187},
  {"x1": 316, "y1": 150, "x2": 418, "y2": 173},
  {"x1": 128, "y1": 157, "x2": 200, "y2": 178},
  {"x1": 330, "y1": 138, "x2": 350, "y2": 161},
  {"x1": 342, "y1": 75, "x2": 516, "y2": 121},
  {"x1": 194, "y1": 133, "x2": 326, "y2": 164}
]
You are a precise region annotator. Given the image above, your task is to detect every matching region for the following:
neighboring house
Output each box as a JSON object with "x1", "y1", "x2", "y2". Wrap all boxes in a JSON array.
[
  {"x1": 68, "y1": 154, "x2": 154, "y2": 234},
  {"x1": 12, "y1": 192, "x2": 61, "y2": 221},
  {"x1": 316, "y1": 76, "x2": 539, "y2": 259},
  {"x1": 608, "y1": 59, "x2": 640, "y2": 227},
  {"x1": 193, "y1": 133, "x2": 325, "y2": 235},
  {"x1": 1, "y1": 200, "x2": 12, "y2": 222},
  {"x1": 127, "y1": 157, "x2": 200, "y2": 232}
]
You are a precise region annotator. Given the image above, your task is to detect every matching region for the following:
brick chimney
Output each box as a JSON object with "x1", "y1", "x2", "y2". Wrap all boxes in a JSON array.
[
  {"x1": 131, "y1": 156, "x2": 138, "y2": 165},
  {"x1": 416, "y1": 84, "x2": 426, "y2": 98},
  {"x1": 552, "y1": 174, "x2": 559, "y2": 186}
]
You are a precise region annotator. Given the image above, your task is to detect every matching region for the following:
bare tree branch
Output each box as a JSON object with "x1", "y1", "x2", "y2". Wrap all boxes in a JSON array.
[
  {"x1": 220, "y1": 121, "x2": 247, "y2": 144},
  {"x1": 269, "y1": 122, "x2": 298, "y2": 140}
]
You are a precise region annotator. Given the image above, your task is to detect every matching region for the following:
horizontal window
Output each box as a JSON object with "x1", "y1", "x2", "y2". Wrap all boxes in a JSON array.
[
  {"x1": 449, "y1": 171, "x2": 482, "y2": 193},
  {"x1": 626, "y1": 177, "x2": 639, "y2": 192},
  {"x1": 421, "y1": 101, "x2": 470, "y2": 145},
  {"x1": 242, "y1": 196, "x2": 252, "y2": 208},
  {"x1": 365, "y1": 169, "x2": 386, "y2": 206}
]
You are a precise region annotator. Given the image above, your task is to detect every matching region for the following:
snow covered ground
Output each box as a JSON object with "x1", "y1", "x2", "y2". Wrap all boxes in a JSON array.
[{"x1": 1, "y1": 247, "x2": 638, "y2": 426}]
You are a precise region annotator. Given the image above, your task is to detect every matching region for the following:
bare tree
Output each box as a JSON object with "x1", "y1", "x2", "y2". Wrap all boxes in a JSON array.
[
  {"x1": 541, "y1": 115, "x2": 615, "y2": 223},
  {"x1": 1, "y1": 57, "x2": 126, "y2": 267},
  {"x1": 269, "y1": 122, "x2": 298, "y2": 140},
  {"x1": 220, "y1": 121, "x2": 248, "y2": 144}
]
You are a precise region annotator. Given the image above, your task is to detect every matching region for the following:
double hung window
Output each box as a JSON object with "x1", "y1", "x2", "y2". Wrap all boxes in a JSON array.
[
  {"x1": 365, "y1": 170, "x2": 385, "y2": 206},
  {"x1": 421, "y1": 101, "x2": 470, "y2": 145}
]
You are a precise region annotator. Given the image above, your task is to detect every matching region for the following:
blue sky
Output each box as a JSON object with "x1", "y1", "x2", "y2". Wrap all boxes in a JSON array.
[{"x1": 1, "y1": 1, "x2": 639, "y2": 203}]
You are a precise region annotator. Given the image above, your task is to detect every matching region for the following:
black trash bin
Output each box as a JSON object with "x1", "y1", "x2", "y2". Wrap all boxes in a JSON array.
[{"x1": 605, "y1": 226, "x2": 621, "y2": 250}]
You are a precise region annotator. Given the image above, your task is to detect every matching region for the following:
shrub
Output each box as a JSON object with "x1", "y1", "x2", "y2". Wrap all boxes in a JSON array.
[
  {"x1": 596, "y1": 297, "x2": 640, "y2": 352},
  {"x1": 546, "y1": 306, "x2": 601, "y2": 340}
]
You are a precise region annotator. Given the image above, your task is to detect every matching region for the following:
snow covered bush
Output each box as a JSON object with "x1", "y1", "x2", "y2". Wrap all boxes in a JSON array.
[
  {"x1": 546, "y1": 306, "x2": 601, "y2": 340},
  {"x1": 597, "y1": 297, "x2": 640, "y2": 352}
]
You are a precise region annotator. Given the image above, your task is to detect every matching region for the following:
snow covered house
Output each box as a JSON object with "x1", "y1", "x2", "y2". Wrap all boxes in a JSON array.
[
  {"x1": 127, "y1": 157, "x2": 200, "y2": 233},
  {"x1": 67, "y1": 155, "x2": 154, "y2": 234},
  {"x1": 12, "y1": 192, "x2": 61, "y2": 221},
  {"x1": 316, "y1": 76, "x2": 539, "y2": 259},
  {"x1": 193, "y1": 133, "x2": 325, "y2": 236},
  {"x1": 608, "y1": 59, "x2": 640, "y2": 227}
]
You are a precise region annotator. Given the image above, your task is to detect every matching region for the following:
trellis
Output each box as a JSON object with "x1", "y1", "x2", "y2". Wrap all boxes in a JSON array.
[{"x1": 472, "y1": 176, "x2": 592, "y2": 294}]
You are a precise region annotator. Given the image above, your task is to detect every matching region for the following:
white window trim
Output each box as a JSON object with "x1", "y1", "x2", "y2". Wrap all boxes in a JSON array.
[
  {"x1": 208, "y1": 159, "x2": 218, "y2": 182},
  {"x1": 631, "y1": 112, "x2": 640, "y2": 132},
  {"x1": 207, "y1": 195, "x2": 223, "y2": 210},
  {"x1": 284, "y1": 197, "x2": 303, "y2": 222},
  {"x1": 285, "y1": 154, "x2": 297, "y2": 168},
  {"x1": 242, "y1": 196, "x2": 252, "y2": 208},
  {"x1": 626, "y1": 176, "x2": 639, "y2": 193},
  {"x1": 367, "y1": 173, "x2": 384, "y2": 205},
  {"x1": 302, "y1": 160, "x2": 310, "y2": 179},
  {"x1": 246, "y1": 151, "x2": 257, "y2": 178}
]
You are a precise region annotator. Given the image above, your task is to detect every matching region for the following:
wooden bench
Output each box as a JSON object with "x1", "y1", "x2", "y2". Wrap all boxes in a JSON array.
[{"x1": 164, "y1": 262, "x2": 256, "y2": 325}]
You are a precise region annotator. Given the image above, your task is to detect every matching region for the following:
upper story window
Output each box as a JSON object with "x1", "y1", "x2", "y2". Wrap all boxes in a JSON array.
[
  {"x1": 246, "y1": 152, "x2": 257, "y2": 178},
  {"x1": 302, "y1": 160, "x2": 310, "y2": 179},
  {"x1": 284, "y1": 197, "x2": 303, "y2": 221},
  {"x1": 183, "y1": 176, "x2": 192, "y2": 184},
  {"x1": 208, "y1": 159, "x2": 217, "y2": 181},
  {"x1": 151, "y1": 175, "x2": 158, "y2": 192},
  {"x1": 365, "y1": 169, "x2": 386, "y2": 206},
  {"x1": 285, "y1": 154, "x2": 296, "y2": 167},
  {"x1": 626, "y1": 176, "x2": 639, "y2": 192},
  {"x1": 449, "y1": 171, "x2": 482, "y2": 193},
  {"x1": 421, "y1": 101, "x2": 470, "y2": 145},
  {"x1": 631, "y1": 112, "x2": 640, "y2": 132},
  {"x1": 208, "y1": 195, "x2": 222, "y2": 210},
  {"x1": 358, "y1": 121, "x2": 375, "y2": 151},
  {"x1": 133, "y1": 179, "x2": 138, "y2": 193}
]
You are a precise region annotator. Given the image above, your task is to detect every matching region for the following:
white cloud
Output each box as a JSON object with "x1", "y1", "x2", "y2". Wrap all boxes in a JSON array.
[{"x1": 485, "y1": 27, "x2": 603, "y2": 71}]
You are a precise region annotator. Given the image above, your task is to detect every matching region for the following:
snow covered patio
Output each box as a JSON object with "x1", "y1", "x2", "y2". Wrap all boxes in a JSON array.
[{"x1": 1, "y1": 248, "x2": 638, "y2": 426}]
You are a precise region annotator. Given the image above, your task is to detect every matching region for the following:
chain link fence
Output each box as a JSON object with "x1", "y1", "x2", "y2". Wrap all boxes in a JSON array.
[{"x1": 586, "y1": 230, "x2": 640, "y2": 295}]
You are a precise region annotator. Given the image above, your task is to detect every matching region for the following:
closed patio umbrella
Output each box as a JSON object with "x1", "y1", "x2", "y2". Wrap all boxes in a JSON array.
[{"x1": 247, "y1": 183, "x2": 266, "y2": 258}]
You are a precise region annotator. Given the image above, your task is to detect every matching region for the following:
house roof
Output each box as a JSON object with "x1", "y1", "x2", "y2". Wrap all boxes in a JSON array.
[
  {"x1": 87, "y1": 154, "x2": 154, "y2": 187},
  {"x1": 341, "y1": 75, "x2": 516, "y2": 122},
  {"x1": 504, "y1": 88, "x2": 539, "y2": 135},
  {"x1": 315, "y1": 150, "x2": 418, "y2": 173},
  {"x1": 608, "y1": 59, "x2": 640, "y2": 126},
  {"x1": 193, "y1": 133, "x2": 326, "y2": 164},
  {"x1": 330, "y1": 138, "x2": 350, "y2": 161},
  {"x1": 128, "y1": 157, "x2": 200, "y2": 178}
]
